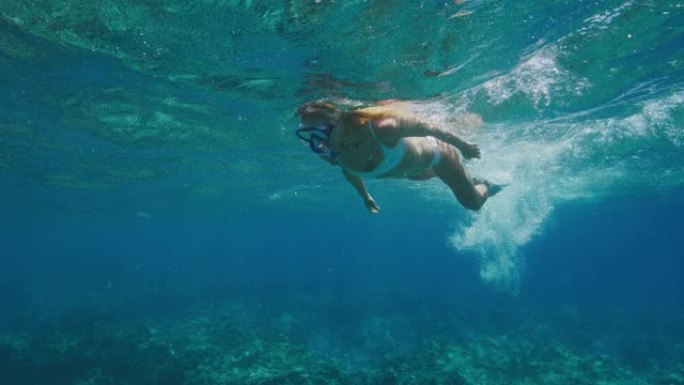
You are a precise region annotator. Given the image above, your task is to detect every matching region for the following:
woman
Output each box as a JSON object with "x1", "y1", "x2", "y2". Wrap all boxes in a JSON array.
[{"x1": 295, "y1": 100, "x2": 500, "y2": 213}]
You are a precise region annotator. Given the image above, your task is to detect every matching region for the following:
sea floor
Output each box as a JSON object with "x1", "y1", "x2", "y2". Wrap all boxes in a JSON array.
[{"x1": 1, "y1": 296, "x2": 683, "y2": 385}]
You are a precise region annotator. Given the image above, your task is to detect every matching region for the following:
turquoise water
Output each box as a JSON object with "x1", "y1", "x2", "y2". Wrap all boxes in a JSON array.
[{"x1": 1, "y1": 1, "x2": 683, "y2": 384}]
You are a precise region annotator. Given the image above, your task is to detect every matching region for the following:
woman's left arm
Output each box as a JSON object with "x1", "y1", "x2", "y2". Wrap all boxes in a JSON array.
[{"x1": 342, "y1": 169, "x2": 380, "y2": 213}]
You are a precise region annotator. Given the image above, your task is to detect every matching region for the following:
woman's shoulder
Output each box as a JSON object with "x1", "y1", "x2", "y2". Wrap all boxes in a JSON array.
[
  {"x1": 356, "y1": 102, "x2": 416, "y2": 120},
  {"x1": 356, "y1": 105, "x2": 395, "y2": 117}
]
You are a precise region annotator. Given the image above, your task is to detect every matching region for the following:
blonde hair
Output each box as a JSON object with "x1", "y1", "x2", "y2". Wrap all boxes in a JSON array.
[{"x1": 296, "y1": 100, "x2": 342, "y2": 121}]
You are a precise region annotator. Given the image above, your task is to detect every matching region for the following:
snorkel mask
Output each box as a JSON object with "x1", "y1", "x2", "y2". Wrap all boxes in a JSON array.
[{"x1": 295, "y1": 124, "x2": 337, "y2": 159}]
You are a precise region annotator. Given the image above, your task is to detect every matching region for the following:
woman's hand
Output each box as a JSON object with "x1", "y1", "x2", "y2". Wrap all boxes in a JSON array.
[
  {"x1": 364, "y1": 196, "x2": 380, "y2": 214},
  {"x1": 460, "y1": 143, "x2": 481, "y2": 159}
]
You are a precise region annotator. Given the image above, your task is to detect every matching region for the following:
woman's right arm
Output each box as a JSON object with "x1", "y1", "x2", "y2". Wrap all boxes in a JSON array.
[{"x1": 380, "y1": 117, "x2": 481, "y2": 159}]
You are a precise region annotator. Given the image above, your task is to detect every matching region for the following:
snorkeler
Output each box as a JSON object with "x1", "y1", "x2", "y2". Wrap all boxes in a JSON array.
[{"x1": 295, "y1": 100, "x2": 502, "y2": 213}]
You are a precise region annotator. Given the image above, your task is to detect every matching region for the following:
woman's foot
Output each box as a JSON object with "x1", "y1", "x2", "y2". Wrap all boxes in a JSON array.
[{"x1": 473, "y1": 177, "x2": 506, "y2": 197}]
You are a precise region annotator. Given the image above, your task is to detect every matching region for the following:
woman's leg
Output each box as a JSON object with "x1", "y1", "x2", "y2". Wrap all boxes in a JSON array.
[{"x1": 433, "y1": 144, "x2": 488, "y2": 211}]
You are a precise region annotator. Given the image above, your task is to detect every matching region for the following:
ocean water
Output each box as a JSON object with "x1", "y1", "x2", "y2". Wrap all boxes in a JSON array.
[{"x1": 1, "y1": 1, "x2": 683, "y2": 384}]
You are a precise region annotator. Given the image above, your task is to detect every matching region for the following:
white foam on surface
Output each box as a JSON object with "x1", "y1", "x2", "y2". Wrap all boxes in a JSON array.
[
  {"x1": 583, "y1": 1, "x2": 634, "y2": 28},
  {"x1": 432, "y1": 47, "x2": 683, "y2": 291},
  {"x1": 475, "y1": 46, "x2": 589, "y2": 109}
]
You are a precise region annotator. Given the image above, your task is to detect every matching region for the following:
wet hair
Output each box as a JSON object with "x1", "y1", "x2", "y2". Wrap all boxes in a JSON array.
[{"x1": 296, "y1": 100, "x2": 342, "y2": 121}]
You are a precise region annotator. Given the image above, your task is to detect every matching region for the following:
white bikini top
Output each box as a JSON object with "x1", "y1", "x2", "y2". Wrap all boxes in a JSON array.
[{"x1": 342, "y1": 120, "x2": 407, "y2": 178}]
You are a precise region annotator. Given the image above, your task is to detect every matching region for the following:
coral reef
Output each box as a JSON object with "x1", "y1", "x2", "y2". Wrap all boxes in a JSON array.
[{"x1": 1, "y1": 300, "x2": 682, "y2": 385}]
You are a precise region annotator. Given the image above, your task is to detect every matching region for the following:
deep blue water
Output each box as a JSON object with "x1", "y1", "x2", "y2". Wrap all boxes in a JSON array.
[
  {"x1": 2, "y1": 193, "x2": 682, "y2": 310},
  {"x1": 1, "y1": 1, "x2": 683, "y2": 384}
]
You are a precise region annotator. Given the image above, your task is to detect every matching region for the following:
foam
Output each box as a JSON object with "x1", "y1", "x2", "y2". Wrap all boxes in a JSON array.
[
  {"x1": 475, "y1": 46, "x2": 589, "y2": 109},
  {"x1": 583, "y1": 1, "x2": 634, "y2": 28},
  {"x1": 443, "y1": 86, "x2": 684, "y2": 291},
  {"x1": 448, "y1": 130, "x2": 562, "y2": 291},
  {"x1": 434, "y1": 45, "x2": 581, "y2": 290},
  {"x1": 642, "y1": 91, "x2": 684, "y2": 146}
]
